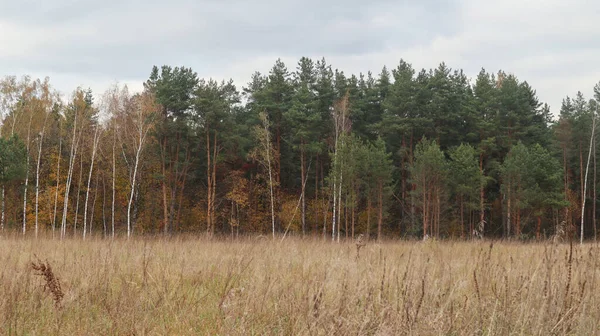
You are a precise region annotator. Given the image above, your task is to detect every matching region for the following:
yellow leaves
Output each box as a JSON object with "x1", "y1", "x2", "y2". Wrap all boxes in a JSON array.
[{"x1": 225, "y1": 170, "x2": 250, "y2": 208}]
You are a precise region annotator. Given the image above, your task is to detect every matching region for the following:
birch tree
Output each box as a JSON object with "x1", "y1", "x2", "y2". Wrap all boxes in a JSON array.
[
  {"x1": 121, "y1": 92, "x2": 157, "y2": 238},
  {"x1": 83, "y1": 124, "x2": 101, "y2": 239},
  {"x1": 33, "y1": 81, "x2": 55, "y2": 237},
  {"x1": 330, "y1": 92, "x2": 351, "y2": 242},
  {"x1": 250, "y1": 112, "x2": 276, "y2": 239},
  {"x1": 21, "y1": 84, "x2": 35, "y2": 235},
  {"x1": 52, "y1": 133, "x2": 62, "y2": 237},
  {"x1": 61, "y1": 89, "x2": 92, "y2": 239},
  {"x1": 582, "y1": 86, "x2": 600, "y2": 243}
]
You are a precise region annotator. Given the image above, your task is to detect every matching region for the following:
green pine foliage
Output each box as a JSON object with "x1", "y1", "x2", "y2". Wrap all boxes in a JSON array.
[{"x1": 2, "y1": 58, "x2": 599, "y2": 240}]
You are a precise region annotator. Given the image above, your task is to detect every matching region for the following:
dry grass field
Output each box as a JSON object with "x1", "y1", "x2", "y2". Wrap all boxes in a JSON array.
[{"x1": 1, "y1": 235, "x2": 599, "y2": 335}]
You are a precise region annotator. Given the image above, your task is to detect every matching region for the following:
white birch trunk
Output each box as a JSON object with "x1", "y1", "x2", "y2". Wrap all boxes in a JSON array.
[
  {"x1": 34, "y1": 115, "x2": 49, "y2": 238},
  {"x1": 332, "y1": 133, "x2": 338, "y2": 242},
  {"x1": 61, "y1": 111, "x2": 82, "y2": 239},
  {"x1": 34, "y1": 134, "x2": 43, "y2": 238},
  {"x1": 112, "y1": 125, "x2": 116, "y2": 239},
  {"x1": 74, "y1": 153, "x2": 83, "y2": 235},
  {"x1": 582, "y1": 109, "x2": 597, "y2": 244},
  {"x1": 337, "y1": 169, "x2": 343, "y2": 242},
  {"x1": 22, "y1": 154, "x2": 30, "y2": 235},
  {"x1": 264, "y1": 121, "x2": 275, "y2": 240},
  {"x1": 83, "y1": 125, "x2": 101, "y2": 240},
  {"x1": 127, "y1": 122, "x2": 149, "y2": 239},
  {"x1": 52, "y1": 138, "x2": 62, "y2": 237},
  {"x1": 332, "y1": 174, "x2": 337, "y2": 242},
  {"x1": 336, "y1": 133, "x2": 345, "y2": 242},
  {"x1": 22, "y1": 113, "x2": 33, "y2": 235}
]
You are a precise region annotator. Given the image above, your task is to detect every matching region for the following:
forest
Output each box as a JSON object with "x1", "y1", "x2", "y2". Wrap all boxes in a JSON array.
[{"x1": 1, "y1": 57, "x2": 599, "y2": 241}]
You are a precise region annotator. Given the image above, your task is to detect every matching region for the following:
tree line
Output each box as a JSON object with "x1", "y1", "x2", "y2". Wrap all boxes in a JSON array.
[{"x1": 1, "y1": 58, "x2": 599, "y2": 241}]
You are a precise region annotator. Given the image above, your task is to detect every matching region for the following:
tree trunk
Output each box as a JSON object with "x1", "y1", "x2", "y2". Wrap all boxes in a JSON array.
[
  {"x1": 205, "y1": 130, "x2": 218, "y2": 237},
  {"x1": 74, "y1": 152, "x2": 84, "y2": 235},
  {"x1": 315, "y1": 154, "x2": 319, "y2": 233},
  {"x1": 162, "y1": 136, "x2": 169, "y2": 235},
  {"x1": 479, "y1": 154, "x2": 485, "y2": 238},
  {"x1": 206, "y1": 129, "x2": 212, "y2": 236},
  {"x1": 257, "y1": 114, "x2": 276, "y2": 240},
  {"x1": 422, "y1": 176, "x2": 428, "y2": 239},
  {"x1": 594, "y1": 139, "x2": 597, "y2": 241},
  {"x1": 203, "y1": 129, "x2": 216, "y2": 236},
  {"x1": 267, "y1": 143, "x2": 275, "y2": 239},
  {"x1": 332, "y1": 114, "x2": 341, "y2": 242},
  {"x1": 580, "y1": 144, "x2": 584, "y2": 207},
  {"x1": 127, "y1": 118, "x2": 149, "y2": 239},
  {"x1": 337, "y1": 168, "x2": 342, "y2": 242},
  {"x1": 563, "y1": 145, "x2": 569, "y2": 238},
  {"x1": 410, "y1": 132, "x2": 416, "y2": 230},
  {"x1": 332, "y1": 173, "x2": 337, "y2": 242},
  {"x1": 581, "y1": 113, "x2": 596, "y2": 244},
  {"x1": 211, "y1": 133, "x2": 217, "y2": 235},
  {"x1": 34, "y1": 117, "x2": 48, "y2": 238},
  {"x1": 300, "y1": 144, "x2": 306, "y2": 236},
  {"x1": 536, "y1": 216, "x2": 541, "y2": 240},
  {"x1": 83, "y1": 125, "x2": 101, "y2": 240},
  {"x1": 22, "y1": 113, "x2": 33, "y2": 235},
  {"x1": 89, "y1": 171, "x2": 99, "y2": 237},
  {"x1": 61, "y1": 111, "x2": 82, "y2": 239},
  {"x1": 52, "y1": 138, "x2": 62, "y2": 237},
  {"x1": 22, "y1": 147, "x2": 30, "y2": 235},
  {"x1": 111, "y1": 125, "x2": 116, "y2": 238},
  {"x1": 166, "y1": 134, "x2": 182, "y2": 235},
  {"x1": 507, "y1": 182, "x2": 511, "y2": 238}
]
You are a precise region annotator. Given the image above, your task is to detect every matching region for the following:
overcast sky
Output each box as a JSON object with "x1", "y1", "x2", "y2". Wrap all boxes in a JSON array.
[{"x1": 1, "y1": 0, "x2": 599, "y2": 116}]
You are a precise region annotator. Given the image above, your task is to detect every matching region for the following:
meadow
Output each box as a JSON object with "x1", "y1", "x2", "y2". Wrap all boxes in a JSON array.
[{"x1": 0, "y1": 235, "x2": 598, "y2": 335}]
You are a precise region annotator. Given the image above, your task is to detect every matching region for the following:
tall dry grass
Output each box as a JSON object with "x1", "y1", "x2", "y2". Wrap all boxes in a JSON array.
[{"x1": 0, "y1": 235, "x2": 599, "y2": 335}]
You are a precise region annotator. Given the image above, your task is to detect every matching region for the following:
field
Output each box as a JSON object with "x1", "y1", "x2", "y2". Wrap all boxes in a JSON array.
[{"x1": 1, "y1": 235, "x2": 599, "y2": 335}]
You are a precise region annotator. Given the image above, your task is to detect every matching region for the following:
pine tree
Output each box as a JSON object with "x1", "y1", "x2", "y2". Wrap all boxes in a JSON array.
[
  {"x1": 286, "y1": 57, "x2": 320, "y2": 235},
  {"x1": 144, "y1": 65, "x2": 198, "y2": 234},
  {"x1": 193, "y1": 78, "x2": 240, "y2": 237},
  {"x1": 449, "y1": 144, "x2": 483, "y2": 237},
  {"x1": 0, "y1": 135, "x2": 27, "y2": 230},
  {"x1": 409, "y1": 138, "x2": 448, "y2": 238}
]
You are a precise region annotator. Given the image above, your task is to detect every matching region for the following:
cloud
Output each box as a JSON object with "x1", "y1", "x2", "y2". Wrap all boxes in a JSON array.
[{"x1": 0, "y1": 0, "x2": 598, "y2": 113}]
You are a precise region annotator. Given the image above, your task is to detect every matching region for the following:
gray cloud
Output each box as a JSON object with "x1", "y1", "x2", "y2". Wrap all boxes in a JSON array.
[{"x1": 0, "y1": 0, "x2": 598, "y2": 113}]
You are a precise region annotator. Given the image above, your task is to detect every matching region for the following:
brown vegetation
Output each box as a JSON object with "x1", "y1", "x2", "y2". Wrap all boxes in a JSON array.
[{"x1": 1, "y1": 236, "x2": 599, "y2": 335}]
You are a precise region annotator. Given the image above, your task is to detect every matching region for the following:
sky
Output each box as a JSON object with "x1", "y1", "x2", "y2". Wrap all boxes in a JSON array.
[{"x1": 1, "y1": 0, "x2": 599, "y2": 116}]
